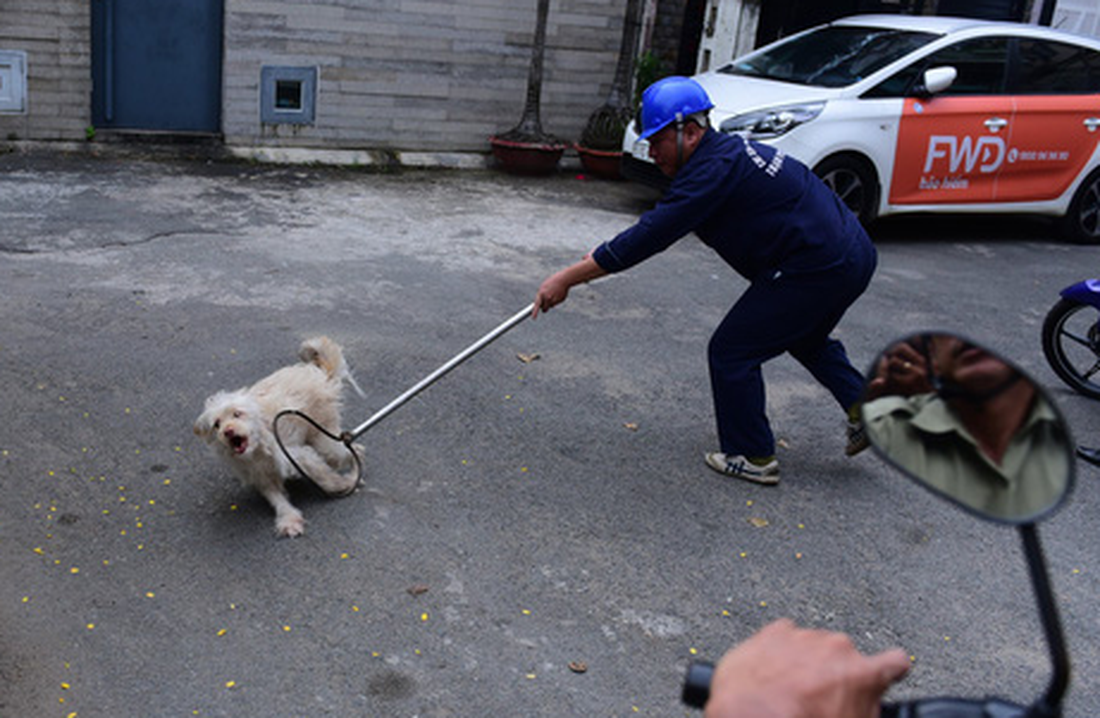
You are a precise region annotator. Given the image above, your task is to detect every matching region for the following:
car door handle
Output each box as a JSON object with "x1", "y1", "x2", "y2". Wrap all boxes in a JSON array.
[
  {"x1": 1085, "y1": 117, "x2": 1100, "y2": 133},
  {"x1": 984, "y1": 117, "x2": 1009, "y2": 132}
]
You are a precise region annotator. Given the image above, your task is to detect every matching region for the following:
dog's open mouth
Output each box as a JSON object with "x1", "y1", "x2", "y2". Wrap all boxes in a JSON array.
[{"x1": 228, "y1": 434, "x2": 249, "y2": 454}]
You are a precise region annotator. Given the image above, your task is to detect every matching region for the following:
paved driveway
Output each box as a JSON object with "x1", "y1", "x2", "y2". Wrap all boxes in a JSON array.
[{"x1": 1, "y1": 152, "x2": 1098, "y2": 717}]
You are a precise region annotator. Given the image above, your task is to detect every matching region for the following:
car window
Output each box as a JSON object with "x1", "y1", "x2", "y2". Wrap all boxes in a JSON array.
[
  {"x1": 926, "y1": 37, "x2": 1011, "y2": 94},
  {"x1": 719, "y1": 25, "x2": 937, "y2": 88},
  {"x1": 862, "y1": 64, "x2": 924, "y2": 98},
  {"x1": 863, "y1": 36, "x2": 1010, "y2": 98},
  {"x1": 1014, "y1": 38, "x2": 1100, "y2": 93}
]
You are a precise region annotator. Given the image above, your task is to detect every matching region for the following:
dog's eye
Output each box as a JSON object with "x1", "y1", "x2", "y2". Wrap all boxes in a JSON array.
[
  {"x1": 233, "y1": 410, "x2": 242, "y2": 418},
  {"x1": 213, "y1": 419, "x2": 221, "y2": 430}
]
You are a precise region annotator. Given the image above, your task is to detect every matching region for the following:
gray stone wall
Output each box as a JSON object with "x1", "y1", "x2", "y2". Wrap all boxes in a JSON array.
[
  {"x1": 0, "y1": 0, "x2": 91, "y2": 142},
  {"x1": 224, "y1": 0, "x2": 626, "y2": 152},
  {"x1": 0, "y1": 0, "x2": 630, "y2": 155}
]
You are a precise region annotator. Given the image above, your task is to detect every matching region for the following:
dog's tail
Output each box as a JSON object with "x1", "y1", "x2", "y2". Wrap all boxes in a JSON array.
[{"x1": 299, "y1": 337, "x2": 367, "y2": 398}]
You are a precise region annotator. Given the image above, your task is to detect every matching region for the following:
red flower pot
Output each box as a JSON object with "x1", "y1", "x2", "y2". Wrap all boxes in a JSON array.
[
  {"x1": 489, "y1": 136, "x2": 567, "y2": 176},
  {"x1": 576, "y1": 145, "x2": 624, "y2": 180}
]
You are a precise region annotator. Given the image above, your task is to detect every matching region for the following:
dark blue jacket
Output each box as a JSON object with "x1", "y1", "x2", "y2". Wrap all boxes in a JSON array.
[{"x1": 592, "y1": 129, "x2": 872, "y2": 282}]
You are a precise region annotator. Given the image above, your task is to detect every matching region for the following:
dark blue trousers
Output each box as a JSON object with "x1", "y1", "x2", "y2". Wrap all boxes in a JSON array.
[{"x1": 707, "y1": 242, "x2": 876, "y2": 457}]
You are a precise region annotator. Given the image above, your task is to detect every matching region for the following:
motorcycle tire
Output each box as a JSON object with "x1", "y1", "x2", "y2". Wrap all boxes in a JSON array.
[{"x1": 1041, "y1": 297, "x2": 1100, "y2": 400}]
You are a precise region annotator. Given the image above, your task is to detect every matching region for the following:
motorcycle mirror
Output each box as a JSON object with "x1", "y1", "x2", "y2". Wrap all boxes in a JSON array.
[
  {"x1": 860, "y1": 332, "x2": 1074, "y2": 525},
  {"x1": 861, "y1": 333, "x2": 1074, "y2": 717}
]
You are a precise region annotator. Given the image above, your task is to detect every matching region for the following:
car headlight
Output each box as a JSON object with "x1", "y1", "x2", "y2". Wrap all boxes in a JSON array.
[{"x1": 718, "y1": 103, "x2": 825, "y2": 139}]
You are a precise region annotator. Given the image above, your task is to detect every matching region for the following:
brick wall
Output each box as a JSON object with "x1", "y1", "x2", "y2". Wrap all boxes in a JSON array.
[{"x1": 0, "y1": 0, "x2": 91, "y2": 142}]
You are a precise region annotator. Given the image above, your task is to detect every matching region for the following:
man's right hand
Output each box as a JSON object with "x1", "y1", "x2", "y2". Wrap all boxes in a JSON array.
[
  {"x1": 705, "y1": 619, "x2": 911, "y2": 718},
  {"x1": 531, "y1": 254, "x2": 608, "y2": 319}
]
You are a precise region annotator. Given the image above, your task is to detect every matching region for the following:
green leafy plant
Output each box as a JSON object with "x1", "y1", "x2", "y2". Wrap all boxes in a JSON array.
[
  {"x1": 633, "y1": 51, "x2": 663, "y2": 109},
  {"x1": 85, "y1": 125, "x2": 96, "y2": 141}
]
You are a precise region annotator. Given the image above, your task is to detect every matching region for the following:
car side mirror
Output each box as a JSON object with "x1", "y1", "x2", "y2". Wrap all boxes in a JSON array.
[{"x1": 913, "y1": 66, "x2": 957, "y2": 97}]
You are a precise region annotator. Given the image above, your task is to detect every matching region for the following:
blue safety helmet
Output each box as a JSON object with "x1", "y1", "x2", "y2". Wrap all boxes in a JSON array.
[{"x1": 636, "y1": 76, "x2": 715, "y2": 140}]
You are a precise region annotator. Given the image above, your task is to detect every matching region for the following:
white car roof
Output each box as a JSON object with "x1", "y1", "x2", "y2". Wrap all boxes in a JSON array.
[
  {"x1": 832, "y1": 13, "x2": 1100, "y2": 48},
  {"x1": 833, "y1": 14, "x2": 1010, "y2": 33}
]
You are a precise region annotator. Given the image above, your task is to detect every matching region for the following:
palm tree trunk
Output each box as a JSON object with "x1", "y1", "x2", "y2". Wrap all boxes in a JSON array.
[
  {"x1": 579, "y1": 0, "x2": 643, "y2": 149},
  {"x1": 607, "y1": 0, "x2": 643, "y2": 111}
]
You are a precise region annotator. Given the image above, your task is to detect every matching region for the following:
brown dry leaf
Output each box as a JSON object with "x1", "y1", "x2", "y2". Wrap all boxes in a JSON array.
[
  {"x1": 517, "y1": 353, "x2": 541, "y2": 364},
  {"x1": 568, "y1": 661, "x2": 588, "y2": 674},
  {"x1": 622, "y1": 422, "x2": 639, "y2": 431},
  {"x1": 748, "y1": 517, "x2": 769, "y2": 528},
  {"x1": 407, "y1": 584, "x2": 430, "y2": 596}
]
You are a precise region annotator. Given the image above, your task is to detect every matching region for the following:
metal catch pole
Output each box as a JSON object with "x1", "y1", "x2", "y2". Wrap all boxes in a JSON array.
[{"x1": 348, "y1": 303, "x2": 534, "y2": 441}]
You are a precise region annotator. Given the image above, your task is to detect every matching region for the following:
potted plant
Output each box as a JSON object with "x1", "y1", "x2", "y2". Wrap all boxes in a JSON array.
[
  {"x1": 489, "y1": 0, "x2": 568, "y2": 175},
  {"x1": 575, "y1": 0, "x2": 644, "y2": 180}
]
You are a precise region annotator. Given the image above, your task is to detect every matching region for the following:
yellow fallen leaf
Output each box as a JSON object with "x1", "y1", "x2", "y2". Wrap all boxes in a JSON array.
[{"x1": 748, "y1": 517, "x2": 769, "y2": 528}]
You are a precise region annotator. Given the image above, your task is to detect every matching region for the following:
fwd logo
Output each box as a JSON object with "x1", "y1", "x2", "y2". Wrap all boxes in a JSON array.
[{"x1": 923, "y1": 135, "x2": 1006, "y2": 174}]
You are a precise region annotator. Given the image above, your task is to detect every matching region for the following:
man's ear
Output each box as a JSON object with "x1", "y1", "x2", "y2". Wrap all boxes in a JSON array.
[{"x1": 685, "y1": 121, "x2": 707, "y2": 143}]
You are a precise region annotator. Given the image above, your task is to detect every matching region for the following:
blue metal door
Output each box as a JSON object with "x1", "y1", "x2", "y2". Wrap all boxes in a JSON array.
[{"x1": 91, "y1": 0, "x2": 223, "y2": 133}]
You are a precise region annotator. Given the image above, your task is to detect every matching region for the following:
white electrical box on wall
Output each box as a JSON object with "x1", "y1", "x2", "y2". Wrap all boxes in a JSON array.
[{"x1": 0, "y1": 50, "x2": 27, "y2": 113}]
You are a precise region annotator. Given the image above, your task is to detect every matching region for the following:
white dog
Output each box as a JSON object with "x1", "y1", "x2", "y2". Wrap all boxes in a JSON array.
[{"x1": 194, "y1": 337, "x2": 363, "y2": 537}]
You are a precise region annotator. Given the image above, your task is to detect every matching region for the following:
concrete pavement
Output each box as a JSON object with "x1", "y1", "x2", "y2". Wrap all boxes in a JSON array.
[{"x1": 2, "y1": 150, "x2": 1099, "y2": 717}]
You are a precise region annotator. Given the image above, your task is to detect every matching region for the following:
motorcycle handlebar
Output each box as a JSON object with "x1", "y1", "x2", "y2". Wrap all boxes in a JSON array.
[
  {"x1": 682, "y1": 661, "x2": 1030, "y2": 718},
  {"x1": 681, "y1": 661, "x2": 714, "y2": 708}
]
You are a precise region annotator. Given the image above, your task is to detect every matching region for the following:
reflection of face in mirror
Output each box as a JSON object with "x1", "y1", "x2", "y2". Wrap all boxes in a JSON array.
[{"x1": 863, "y1": 334, "x2": 1071, "y2": 522}]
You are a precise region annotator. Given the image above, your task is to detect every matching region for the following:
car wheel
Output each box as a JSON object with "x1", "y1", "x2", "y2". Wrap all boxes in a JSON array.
[
  {"x1": 813, "y1": 154, "x2": 879, "y2": 227},
  {"x1": 1059, "y1": 168, "x2": 1100, "y2": 245}
]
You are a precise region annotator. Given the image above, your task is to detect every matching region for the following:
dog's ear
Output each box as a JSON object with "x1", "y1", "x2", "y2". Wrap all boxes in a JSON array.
[
  {"x1": 194, "y1": 392, "x2": 227, "y2": 439},
  {"x1": 193, "y1": 409, "x2": 214, "y2": 439}
]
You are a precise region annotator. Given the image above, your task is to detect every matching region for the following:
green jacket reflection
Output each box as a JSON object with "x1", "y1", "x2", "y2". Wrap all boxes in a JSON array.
[{"x1": 864, "y1": 393, "x2": 1068, "y2": 521}]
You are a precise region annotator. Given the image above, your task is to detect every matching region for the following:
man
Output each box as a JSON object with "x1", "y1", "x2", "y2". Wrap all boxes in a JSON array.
[{"x1": 533, "y1": 76, "x2": 876, "y2": 485}]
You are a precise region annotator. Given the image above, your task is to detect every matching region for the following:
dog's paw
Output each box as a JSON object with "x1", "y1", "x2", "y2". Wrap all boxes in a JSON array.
[{"x1": 276, "y1": 513, "x2": 306, "y2": 538}]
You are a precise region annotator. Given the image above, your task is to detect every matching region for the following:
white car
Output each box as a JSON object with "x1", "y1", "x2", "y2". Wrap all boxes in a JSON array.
[{"x1": 621, "y1": 15, "x2": 1100, "y2": 243}]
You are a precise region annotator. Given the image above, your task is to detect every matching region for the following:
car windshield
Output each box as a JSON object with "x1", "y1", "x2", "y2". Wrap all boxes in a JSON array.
[{"x1": 719, "y1": 25, "x2": 939, "y2": 87}]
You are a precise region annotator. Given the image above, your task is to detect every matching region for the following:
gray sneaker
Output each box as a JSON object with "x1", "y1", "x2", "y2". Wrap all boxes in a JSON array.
[
  {"x1": 704, "y1": 452, "x2": 779, "y2": 485},
  {"x1": 845, "y1": 418, "x2": 869, "y2": 457}
]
